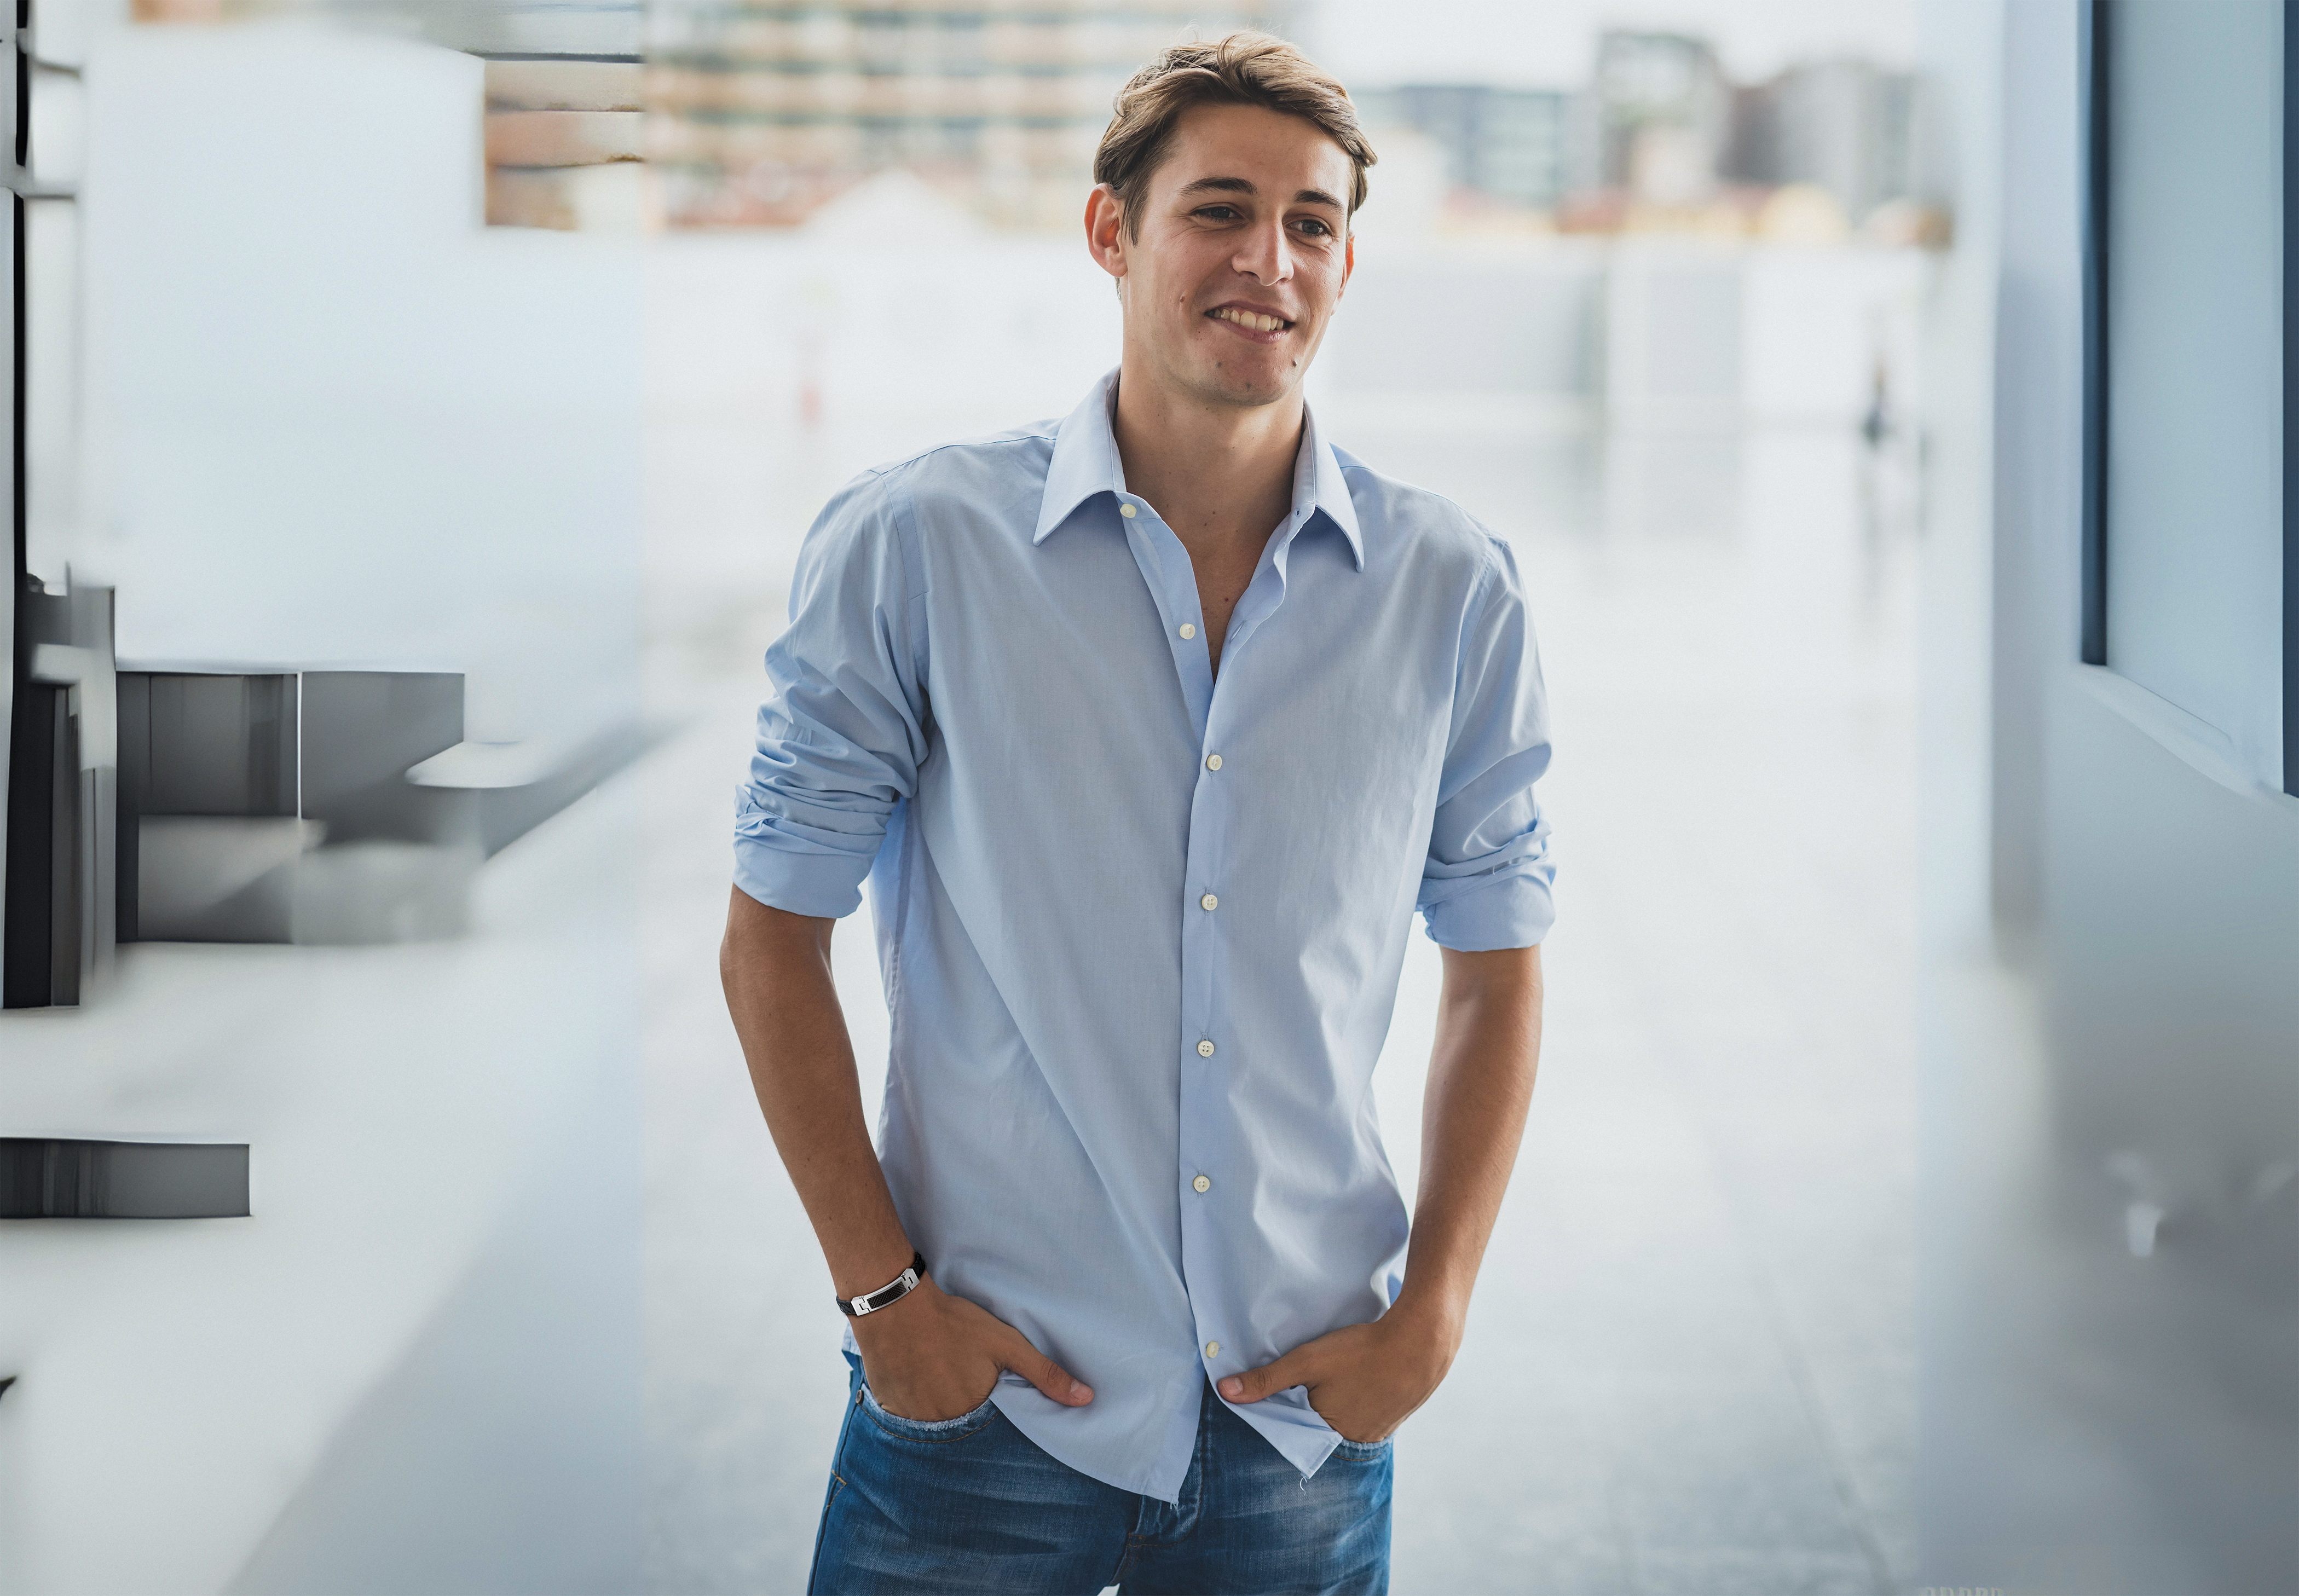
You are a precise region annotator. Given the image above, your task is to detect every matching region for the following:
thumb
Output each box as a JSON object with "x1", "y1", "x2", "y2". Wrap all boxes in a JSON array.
[
  {"x1": 1219, "y1": 1348, "x2": 1314, "y2": 1406},
  {"x1": 998, "y1": 1330, "x2": 1094, "y2": 1407}
]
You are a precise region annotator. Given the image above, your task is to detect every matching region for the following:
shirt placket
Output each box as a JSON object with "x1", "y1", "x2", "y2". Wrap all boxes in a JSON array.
[{"x1": 1116, "y1": 491, "x2": 1308, "y2": 1390}]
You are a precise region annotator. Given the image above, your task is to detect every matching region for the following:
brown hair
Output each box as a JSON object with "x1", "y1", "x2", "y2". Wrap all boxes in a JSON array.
[{"x1": 1094, "y1": 32, "x2": 1376, "y2": 239}]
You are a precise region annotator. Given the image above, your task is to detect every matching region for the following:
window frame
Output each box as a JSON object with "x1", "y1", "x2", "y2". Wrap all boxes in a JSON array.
[{"x1": 2078, "y1": 0, "x2": 2109, "y2": 672}]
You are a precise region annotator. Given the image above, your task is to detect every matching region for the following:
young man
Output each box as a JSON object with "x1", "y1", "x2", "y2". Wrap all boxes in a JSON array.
[{"x1": 721, "y1": 32, "x2": 1552, "y2": 1595}]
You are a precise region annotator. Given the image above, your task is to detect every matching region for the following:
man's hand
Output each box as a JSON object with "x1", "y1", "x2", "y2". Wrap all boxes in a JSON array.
[
  {"x1": 855, "y1": 1274, "x2": 1096, "y2": 1422},
  {"x1": 1215, "y1": 1300, "x2": 1459, "y2": 1444}
]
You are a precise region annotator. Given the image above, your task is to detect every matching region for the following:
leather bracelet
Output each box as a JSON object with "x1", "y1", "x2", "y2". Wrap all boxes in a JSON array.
[{"x1": 838, "y1": 1251, "x2": 928, "y2": 1317}]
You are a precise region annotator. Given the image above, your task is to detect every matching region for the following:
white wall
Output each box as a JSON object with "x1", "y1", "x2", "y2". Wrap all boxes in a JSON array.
[
  {"x1": 1310, "y1": 234, "x2": 1929, "y2": 431},
  {"x1": 0, "y1": 25, "x2": 645, "y2": 1594},
  {"x1": 80, "y1": 25, "x2": 641, "y2": 747},
  {"x1": 1921, "y1": 2, "x2": 2299, "y2": 1589}
]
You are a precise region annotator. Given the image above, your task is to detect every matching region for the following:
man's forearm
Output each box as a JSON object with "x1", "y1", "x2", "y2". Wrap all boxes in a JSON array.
[
  {"x1": 1393, "y1": 944, "x2": 1544, "y2": 1338},
  {"x1": 719, "y1": 886, "x2": 1096, "y2": 1419},
  {"x1": 719, "y1": 887, "x2": 916, "y2": 1297}
]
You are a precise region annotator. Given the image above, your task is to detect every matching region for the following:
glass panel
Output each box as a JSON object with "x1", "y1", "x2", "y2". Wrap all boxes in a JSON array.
[{"x1": 2105, "y1": 0, "x2": 2285, "y2": 785}]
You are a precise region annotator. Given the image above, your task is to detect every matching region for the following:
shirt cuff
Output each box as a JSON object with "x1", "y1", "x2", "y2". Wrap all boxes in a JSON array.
[
  {"x1": 732, "y1": 834, "x2": 873, "y2": 920},
  {"x1": 1421, "y1": 867, "x2": 1554, "y2": 952}
]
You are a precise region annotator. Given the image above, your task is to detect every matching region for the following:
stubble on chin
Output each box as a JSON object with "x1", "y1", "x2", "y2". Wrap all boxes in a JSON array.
[{"x1": 1194, "y1": 348, "x2": 1298, "y2": 410}]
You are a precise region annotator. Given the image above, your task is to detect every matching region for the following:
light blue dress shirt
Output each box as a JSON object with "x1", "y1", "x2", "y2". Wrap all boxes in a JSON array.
[{"x1": 734, "y1": 371, "x2": 1555, "y2": 1503}]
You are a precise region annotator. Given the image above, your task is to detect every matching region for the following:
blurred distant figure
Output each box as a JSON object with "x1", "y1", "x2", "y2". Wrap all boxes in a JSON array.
[
  {"x1": 1861, "y1": 344, "x2": 1893, "y2": 452},
  {"x1": 721, "y1": 32, "x2": 1555, "y2": 1594}
]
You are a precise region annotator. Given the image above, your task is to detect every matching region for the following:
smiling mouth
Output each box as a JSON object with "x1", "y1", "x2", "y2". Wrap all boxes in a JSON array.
[{"x1": 1208, "y1": 306, "x2": 1293, "y2": 333}]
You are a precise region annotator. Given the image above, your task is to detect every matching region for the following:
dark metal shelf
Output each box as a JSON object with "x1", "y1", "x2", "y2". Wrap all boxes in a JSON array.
[{"x1": 1, "y1": 1138, "x2": 249, "y2": 1218}]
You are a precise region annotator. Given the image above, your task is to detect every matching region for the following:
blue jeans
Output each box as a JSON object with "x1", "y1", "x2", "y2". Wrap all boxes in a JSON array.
[{"x1": 810, "y1": 1352, "x2": 1392, "y2": 1594}]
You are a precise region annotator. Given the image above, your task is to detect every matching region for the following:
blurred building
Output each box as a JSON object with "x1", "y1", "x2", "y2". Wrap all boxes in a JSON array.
[
  {"x1": 647, "y1": 1, "x2": 1292, "y2": 230},
  {"x1": 1580, "y1": 30, "x2": 1734, "y2": 203},
  {"x1": 1353, "y1": 85, "x2": 1571, "y2": 213},
  {"x1": 1730, "y1": 59, "x2": 1917, "y2": 228},
  {"x1": 1354, "y1": 32, "x2": 1928, "y2": 243}
]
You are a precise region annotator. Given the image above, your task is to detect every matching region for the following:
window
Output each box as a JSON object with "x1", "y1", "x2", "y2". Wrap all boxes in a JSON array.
[{"x1": 2082, "y1": 0, "x2": 2297, "y2": 796}]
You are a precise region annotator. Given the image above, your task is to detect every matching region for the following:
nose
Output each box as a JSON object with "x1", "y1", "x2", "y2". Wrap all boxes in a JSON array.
[{"x1": 1231, "y1": 215, "x2": 1292, "y2": 287}]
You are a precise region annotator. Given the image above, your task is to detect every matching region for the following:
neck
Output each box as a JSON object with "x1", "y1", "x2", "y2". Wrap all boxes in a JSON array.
[{"x1": 1109, "y1": 355, "x2": 1304, "y2": 557}]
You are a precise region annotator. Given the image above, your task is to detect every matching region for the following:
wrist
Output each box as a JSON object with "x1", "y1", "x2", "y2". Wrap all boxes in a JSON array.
[
  {"x1": 1384, "y1": 1285, "x2": 1469, "y2": 1358},
  {"x1": 850, "y1": 1271, "x2": 940, "y2": 1344},
  {"x1": 833, "y1": 1241, "x2": 922, "y2": 1300},
  {"x1": 836, "y1": 1248, "x2": 928, "y2": 1320}
]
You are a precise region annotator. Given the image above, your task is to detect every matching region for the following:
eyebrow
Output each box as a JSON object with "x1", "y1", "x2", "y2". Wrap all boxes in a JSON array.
[{"x1": 1176, "y1": 176, "x2": 1345, "y2": 211}]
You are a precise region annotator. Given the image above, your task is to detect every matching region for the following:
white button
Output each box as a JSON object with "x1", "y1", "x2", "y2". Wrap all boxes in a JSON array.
[
  {"x1": 1193, "y1": 1175, "x2": 1211, "y2": 1193},
  {"x1": 1179, "y1": 622, "x2": 1196, "y2": 640},
  {"x1": 1200, "y1": 893, "x2": 1218, "y2": 911},
  {"x1": 1119, "y1": 502, "x2": 1137, "y2": 518},
  {"x1": 1197, "y1": 1039, "x2": 1215, "y2": 1057},
  {"x1": 1205, "y1": 1341, "x2": 1221, "y2": 1358},
  {"x1": 1205, "y1": 753, "x2": 1222, "y2": 771}
]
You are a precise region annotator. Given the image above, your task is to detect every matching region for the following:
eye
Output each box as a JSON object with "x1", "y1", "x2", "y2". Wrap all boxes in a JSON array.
[
  {"x1": 1194, "y1": 205, "x2": 1243, "y2": 222},
  {"x1": 1293, "y1": 217, "x2": 1335, "y2": 238}
]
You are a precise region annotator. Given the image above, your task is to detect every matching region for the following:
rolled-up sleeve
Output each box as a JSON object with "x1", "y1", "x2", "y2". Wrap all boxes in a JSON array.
[
  {"x1": 1417, "y1": 536, "x2": 1556, "y2": 951},
  {"x1": 733, "y1": 470, "x2": 930, "y2": 919}
]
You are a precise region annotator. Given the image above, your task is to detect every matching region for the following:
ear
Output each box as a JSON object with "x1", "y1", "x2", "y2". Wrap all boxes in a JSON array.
[
  {"x1": 1085, "y1": 184, "x2": 1129, "y2": 286},
  {"x1": 1338, "y1": 228, "x2": 1355, "y2": 302}
]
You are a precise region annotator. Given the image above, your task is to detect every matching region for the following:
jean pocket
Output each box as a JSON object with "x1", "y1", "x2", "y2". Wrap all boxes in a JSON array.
[
  {"x1": 858, "y1": 1380, "x2": 1002, "y2": 1443},
  {"x1": 1327, "y1": 1433, "x2": 1393, "y2": 1463}
]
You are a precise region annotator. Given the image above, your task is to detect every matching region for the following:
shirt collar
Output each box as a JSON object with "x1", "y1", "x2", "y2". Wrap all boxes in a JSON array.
[{"x1": 1033, "y1": 367, "x2": 1366, "y2": 572}]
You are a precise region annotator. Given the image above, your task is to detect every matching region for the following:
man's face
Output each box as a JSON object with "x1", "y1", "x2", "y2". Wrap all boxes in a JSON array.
[{"x1": 1097, "y1": 102, "x2": 1356, "y2": 410}]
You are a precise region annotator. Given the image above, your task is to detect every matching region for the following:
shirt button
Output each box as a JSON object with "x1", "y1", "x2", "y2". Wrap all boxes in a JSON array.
[
  {"x1": 1197, "y1": 1039, "x2": 1215, "y2": 1057},
  {"x1": 1204, "y1": 753, "x2": 1222, "y2": 771},
  {"x1": 1193, "y1": 1174, "x2": 1211, "y2": 1193},
  {"x1": 1205, "y1": 1341, "x2": 1221, "y2": 1358},
  {"x1": 1200, "y1": 893, "x2": 1218, "y2": 911},
  {"x1": 1119, "y1": 502, "x2": 1137, "y2": 518},
  {"x1": 1179, "y1": 622, "x2": 1195, "y2": 640}
]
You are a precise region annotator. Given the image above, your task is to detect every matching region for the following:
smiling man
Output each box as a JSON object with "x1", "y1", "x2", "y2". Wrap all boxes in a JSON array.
[{"x1": 721, "y1": 32, "x2": 1553, "y2": 1595}]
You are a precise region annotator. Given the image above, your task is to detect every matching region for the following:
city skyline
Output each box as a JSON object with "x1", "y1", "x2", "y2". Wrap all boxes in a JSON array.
[
  {"x1": 644, "y1": 10, "x2": 1925, "y2": 235},
  {"x1": 1305, "y1": 0, "x2": 1916, "y2": 91}
]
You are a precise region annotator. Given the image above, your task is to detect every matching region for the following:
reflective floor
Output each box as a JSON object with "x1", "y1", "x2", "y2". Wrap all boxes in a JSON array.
[{"x1": 639, "y1": 236, "x2": 1920, "y2": 1594}]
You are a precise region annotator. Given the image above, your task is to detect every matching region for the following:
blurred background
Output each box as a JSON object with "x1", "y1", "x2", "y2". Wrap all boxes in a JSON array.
[{"x1": 0, "y1": 2, "x2": 2291, "y2": 1594}]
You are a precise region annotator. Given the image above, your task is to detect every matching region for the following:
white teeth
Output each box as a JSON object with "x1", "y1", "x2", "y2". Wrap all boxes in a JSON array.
[{"x1": 1216, "y1": 307, "x2": 1285, "y2": 332}]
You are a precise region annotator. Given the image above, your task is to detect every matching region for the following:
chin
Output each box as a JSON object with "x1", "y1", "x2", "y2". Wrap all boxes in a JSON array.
[{"x1": 1192, "y1": 359, "x2": 1296, "y2": 408}]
